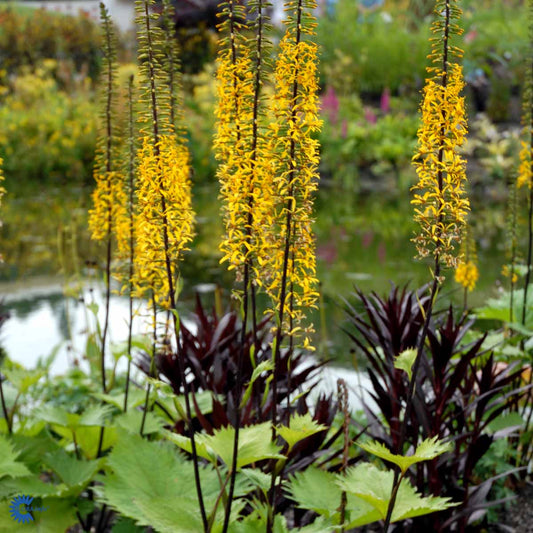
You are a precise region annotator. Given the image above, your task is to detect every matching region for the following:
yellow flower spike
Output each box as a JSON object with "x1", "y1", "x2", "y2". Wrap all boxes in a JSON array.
[
  {"x1": 454, "y1": 261, "x2": 479, "y2": 292},
  {"x1": 132, "y1": 135, "x2": 195, "y2": 307},
  {"x1": 262, "y1": 0, "x2": 322, "y2": 348},
  {"x1": 411, "y1": 0, "x2": 469, "y2": 271},
  {"x1": 215, "y1": 0, "x2": 275, "y2": 289}
]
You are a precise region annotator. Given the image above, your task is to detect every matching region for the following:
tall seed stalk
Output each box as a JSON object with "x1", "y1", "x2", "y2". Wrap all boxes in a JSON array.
[
  {"x1": 214, "y1": 1, "x2": 272, "y2": 530},
  {"x1": 123, "y1": 75, "x2": 136, "y2": 413},
  {"x1": 265, "y1": 0, "x2": 321, "y2": 528},
  {"x1": 383, "y1": 0, "x2": 469, "y2": 529},
  {"x1": 134, "y1": 0, "x2": 206, "y2": 528}
]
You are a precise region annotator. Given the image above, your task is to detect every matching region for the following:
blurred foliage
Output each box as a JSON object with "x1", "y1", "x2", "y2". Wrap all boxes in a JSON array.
[
  {"x1": 0, "y1": 61, "x2": 98, "y2": 185},
  {"x1": 319, "y1": 90, "x2": 419, "y2": 194},
  {"x1": 319, "y1": 0, "x2": 528, "y2": 117},
  {"x1": 0, "y1": 4, "x2": 102, "y2": 81},
  {"x1": 318, "y1": 1, "x2": 430, "y2": 95}
]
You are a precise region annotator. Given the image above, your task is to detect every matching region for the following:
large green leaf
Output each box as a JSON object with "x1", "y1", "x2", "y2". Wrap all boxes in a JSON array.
[
  {"x1": 3, "y1": 365, "x2": 45, "y2": 394},
  {"x1": 134, "y1": 497, "x2": 204, "y2": 533},
  {"x1": 50, "y1": 425, "x2": 117, "y2": 459},
  {"x1": 115, "y1": 409, "x2": 166, "y2": 435},
  {"x1": 338, "y1": 463, "x2": 456, "y2": 522},
  {"x1": 100, "y1": 430, "x2": 221, "y2": 531},
  {"x1": 35, "y1": 404, "x2": 113, "y2": 429},
  {"x1": 166, "y1": 423, "x2": 284, "y2": 470},
  {"x1": 8, "y1": 433, "x2": 61, "y2": 472},
  {"x1": 277, "y1": 414, "x2": 327, "y2": 451},
  {"x1": 202, "y1": 423, "x2": 284, "y2": 469},
  {"x1": 286, "y1": 467, "x2": 381, "y2": 527},
  {"x1": 359, "y1": 436, "x2": 451, "y2": 473},
  {"x1": 93, "y1": 388, "x2": 146, "y2": 411},
  {"x1": 0, "y1": 476, "x2": 64, "y2": 500},
  {"x1": 0, "y1": 435, "x2": 31, "y2": 479},
  {"x1": 44, "y1": 450, "x2": 101, "y2": 488}
]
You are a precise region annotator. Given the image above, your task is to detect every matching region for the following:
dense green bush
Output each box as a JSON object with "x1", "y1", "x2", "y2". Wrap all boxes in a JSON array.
[
  {"x1": 319, "y1": 91, "x2": 419, "y2": 193},
  {"x1": 0, "y1": 4, "x2": 102, "y2": 80},
  {"x1": 318, "y1": 1, "x2": 430, "y2": 95},
  {"x1": 0, "y1": 62, "x2": 98, "y2": 185},
  {"x1": 318, "y1": 0, "x2": 528, "y2": 106}
]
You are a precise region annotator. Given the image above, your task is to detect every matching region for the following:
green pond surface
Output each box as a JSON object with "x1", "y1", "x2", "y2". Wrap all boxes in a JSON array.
[{"x1": 0, "y1": 181, "x2": 509, "y2": 371}]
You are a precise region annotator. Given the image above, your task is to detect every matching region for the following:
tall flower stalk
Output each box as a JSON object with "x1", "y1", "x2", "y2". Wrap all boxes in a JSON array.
[
  {"x1": 214, "y1": 1, "x2": 273, "y2": 529},
  {"x1": 265, "y1": 0, "x2": 320, "y2": 423},
  {"x1": 116, "y1": 75, "x2": 137, "y2": 412},
  {"x1": 88, "y1": 3, "x2": 122, "y2": 396},
  {"x1": 263, "y1": 1, "x2": 321, "y2": 529},
  {"x1": 384, "y1": 1, "x2": 469, "y2": 530},
  {"x1": 133, "y1": 0, "x2": 205, "y2": 528},
  {"x1": 517, "y1": 18, "x2": 533, "y2": 327}
]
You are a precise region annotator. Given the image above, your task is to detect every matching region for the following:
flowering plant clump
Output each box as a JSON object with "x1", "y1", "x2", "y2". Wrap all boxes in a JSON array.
[
  {"x1": 133, "y1": 134, "x2": 194, "y2": 306},
  {"x1": 263, "y1": 0, "x2": 322, "y2": 347},
  {"x1": 454, "y1": 224, "x2": 478, "y2": 292},
  {"x1": 454, "y1": 260, "x2": 478, "y2": 291},
  {"x1": 411, "y1": 0, "x2": 469, "y2": 271}
]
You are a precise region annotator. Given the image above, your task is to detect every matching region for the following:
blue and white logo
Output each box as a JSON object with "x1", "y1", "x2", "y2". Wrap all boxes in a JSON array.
[{"x1": 9, "y1": 495, "x2": 35, "y2": 524}]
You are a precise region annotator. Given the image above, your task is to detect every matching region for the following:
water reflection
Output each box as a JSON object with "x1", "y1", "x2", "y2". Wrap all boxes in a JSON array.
[{"x1": 1, "y1": 280, "x2": 149, "y2": 374}]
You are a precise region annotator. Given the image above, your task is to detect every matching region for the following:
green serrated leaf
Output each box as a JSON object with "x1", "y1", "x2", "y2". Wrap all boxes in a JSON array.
[
  {"x1": 3, "y1": 366, "x2": 45, "y2": 394},
  {"x1": 100, "y1": 430, "x2": 221, "y2": 530},
  {"x1": 286, "y1": 467, "x2": 344, "y2": 518},
  {"x1": 239, "y1": 468, "x2": 272, "y2": 493},
  {"x1": 115, "y1": 410, "x2": 165, "y2": 435},
  {"x1": 111, "y1": 516, "x2": 146, "y2": 533},
  {"x1": 394, "y1": 348, "x2": 417, "y2": 381},
  {"x1": 44, "y1": 450, "x2": 101, "y2": 488},
  {"x1": 36, "y1": 404, "x2": 112, "y2": 430},
  {"x1": 277, "y1": 414, "x2": 327, "y2": 451},
  {"x1": 202, "y1": 423, "x2": 284, "y2": 469},
  {"x1": 338, "y1": 463, "x2": 456, "y2": 522},
  {"x1": 0, "y1": 497, "x2": 78, "y2": 532},
  {"x1": 93, "y1": 388, "x2": 145, "y2": 411},
  {"x1": 359, "y1": 436, "x2": 451, "y2": 473},
  {"x1": 0, "y1": 435, "x2": 31, "y2": 479}
]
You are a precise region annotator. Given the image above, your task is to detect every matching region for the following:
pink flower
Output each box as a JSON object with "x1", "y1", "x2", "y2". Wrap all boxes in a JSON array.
[
  {"x1": 380, "y1": 87, "x2": 390, "y2": 114},
  {"x1": 341, "y1": 119, "x2": 348, "y2": 138},
  {"x1": 364, "y1": 107, "x2": 377, "y2": 124},
  {"x1": 321, "y1": 86, "x2": 339, "y2": 124}
]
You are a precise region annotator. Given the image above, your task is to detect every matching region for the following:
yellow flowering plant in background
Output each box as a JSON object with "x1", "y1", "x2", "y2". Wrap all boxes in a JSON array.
[
  {"x1": 264, "y1": 0, "x2": 322, "y2": 349},
  {"x1": 411, "y1": 0, "x2": 469, "y2": 274},
  {"x1": 454, "y1": 224, "x2": 478, "y2": 293}
]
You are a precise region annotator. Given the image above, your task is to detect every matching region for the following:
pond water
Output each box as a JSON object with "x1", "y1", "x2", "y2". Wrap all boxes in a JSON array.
[{"x1": 0, "y1": 183, "x2": 507, "y2": 374}]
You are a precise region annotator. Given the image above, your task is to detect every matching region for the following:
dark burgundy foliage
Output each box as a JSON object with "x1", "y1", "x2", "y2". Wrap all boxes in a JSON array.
[
  {"x1": 344, "y1": 285, "x2": 529, "y2": 532},
  {"x1": 138, "y1": 295, "x2": 344, "y2": 519}
]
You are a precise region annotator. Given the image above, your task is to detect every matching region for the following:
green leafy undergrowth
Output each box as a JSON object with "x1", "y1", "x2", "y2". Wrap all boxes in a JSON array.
[{"x1": 287, "y1": 463, "x2": 456, "y2": 529}]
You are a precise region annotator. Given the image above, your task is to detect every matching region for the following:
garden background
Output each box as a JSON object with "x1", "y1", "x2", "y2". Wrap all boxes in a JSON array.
[{"x1": 0, "y1": 0, "x2": 532, "y2": 531}]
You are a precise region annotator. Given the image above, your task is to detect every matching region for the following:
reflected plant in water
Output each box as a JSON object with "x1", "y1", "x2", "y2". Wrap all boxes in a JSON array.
[{"x1": 454, "y1": 223, "x2": 479, "y2": 308}]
